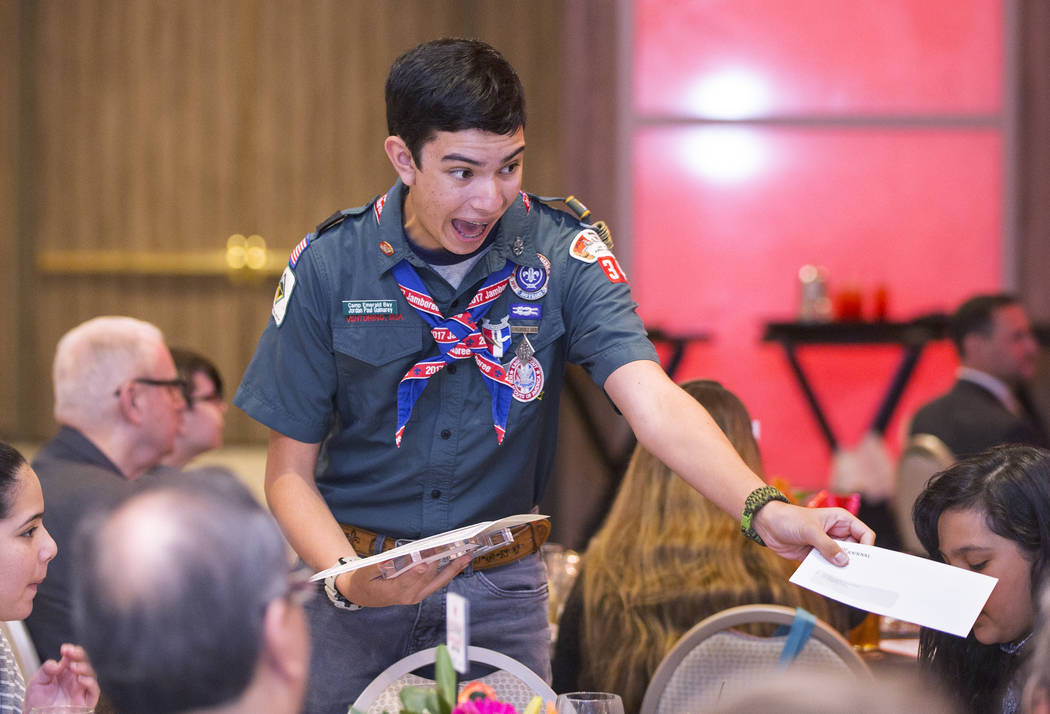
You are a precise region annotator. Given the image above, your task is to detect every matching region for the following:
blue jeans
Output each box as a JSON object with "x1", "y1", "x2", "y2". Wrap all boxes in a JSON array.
[{"x1": 302, "y1": 553, "x2": 551, "y2": 714}]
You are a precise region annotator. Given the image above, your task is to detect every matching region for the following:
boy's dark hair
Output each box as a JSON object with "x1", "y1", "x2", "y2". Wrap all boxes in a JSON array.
[
  {"x1": 386, "y1": 38, "x2": 526, "y2": 166},
  {"x1": 949, "y1": 293, "x2": 1020, "y2": 355}
]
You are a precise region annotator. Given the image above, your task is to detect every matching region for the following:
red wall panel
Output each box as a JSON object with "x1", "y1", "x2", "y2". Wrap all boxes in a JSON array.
[
  {"x1": 635, "y1": 0, "x2": 1002, "y2": 117},
  {"x1": 631, "y1": 126, "x2": 1002, "y2": 487},
  {"x1": 629, "y1": 0, "x2": 1005, "y2": 488}
]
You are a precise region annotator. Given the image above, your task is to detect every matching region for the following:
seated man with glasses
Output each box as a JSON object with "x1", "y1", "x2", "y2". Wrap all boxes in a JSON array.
[
  {"x1": 25, "y1": 315, "x2": 187, "y2": 662},
  {"x1": 161, "y1": 347, "x2": 229, "y2": 469},
  {"x1": 72, "y1": 469, "x2": 310, "y2": 714}
]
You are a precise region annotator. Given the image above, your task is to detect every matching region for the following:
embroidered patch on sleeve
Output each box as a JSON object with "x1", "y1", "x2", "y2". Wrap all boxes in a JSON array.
[
  {"x1": 288, "y1": 233, "x2": 312, "y2": 269},
  {"x1": 598, "y1": 254, "x2": 628, "y2": 284},
  {"x1": 272, "y1": 266, "x2": 296, "y2": 326},
  {"x1": 569, "y1": 228, "x2": 627, "y2": 283},
  {"x1": 568, "y1": 229, "x2": 604, "y2": 264}
]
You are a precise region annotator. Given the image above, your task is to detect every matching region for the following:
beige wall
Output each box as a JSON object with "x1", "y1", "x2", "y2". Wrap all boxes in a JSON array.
[{"x1": 3, "y1": 0, "x2": 617, "y2": 442}]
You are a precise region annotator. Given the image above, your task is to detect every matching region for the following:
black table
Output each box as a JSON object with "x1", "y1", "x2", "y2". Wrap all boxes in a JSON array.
[{"x1": 762, "y1": 316, "x2": 949, "y2": 452}]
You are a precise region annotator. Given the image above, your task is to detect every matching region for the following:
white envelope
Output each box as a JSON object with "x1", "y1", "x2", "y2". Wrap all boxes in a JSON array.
[{"x1": 790, "y1": 541, "x2": 997, "y2": 637}]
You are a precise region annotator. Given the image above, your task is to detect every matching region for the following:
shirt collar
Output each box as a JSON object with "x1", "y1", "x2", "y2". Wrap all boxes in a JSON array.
[
  {"x1": 373, "y1": 181, "x2": 541, "y2": 276},
  {"x1": 51, "y1": 425, "x2": 126, "y2": 477},
  {"x1": 957, "y1": 366, "x2": 1018, "y2": 413}
]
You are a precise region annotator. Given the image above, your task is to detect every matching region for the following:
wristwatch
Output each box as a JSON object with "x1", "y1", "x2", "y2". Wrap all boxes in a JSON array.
[{"x1": 323, "y1": 557, "x2": 363, "y2": 611}]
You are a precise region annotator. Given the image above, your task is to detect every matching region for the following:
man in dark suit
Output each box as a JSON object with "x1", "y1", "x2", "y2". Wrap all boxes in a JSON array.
[{"x1": 910, "y1": 294, "x2": 1047, "y2": 459}]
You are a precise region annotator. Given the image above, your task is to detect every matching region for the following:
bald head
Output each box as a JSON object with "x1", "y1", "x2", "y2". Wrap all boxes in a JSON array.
[
  {"x1": 91, "y1": 489, "x2": 214, "y2": 609},
  {"x1": 73, "y1": 472, "x2": 292, "y2": 714}
]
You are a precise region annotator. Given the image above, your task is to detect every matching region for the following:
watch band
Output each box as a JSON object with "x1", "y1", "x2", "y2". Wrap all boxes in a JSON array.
[{"x1": 323, "y1": 556, "x2": 363, "y2": 611}]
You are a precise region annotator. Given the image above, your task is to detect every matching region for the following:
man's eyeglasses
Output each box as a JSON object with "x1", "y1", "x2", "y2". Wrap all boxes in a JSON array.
[
  {"x1": 113, "y1": 377, "x2": 189, "y2": 399},
  {"x1": 186, "y1": 391, "x2": 224, "y2": 410}
]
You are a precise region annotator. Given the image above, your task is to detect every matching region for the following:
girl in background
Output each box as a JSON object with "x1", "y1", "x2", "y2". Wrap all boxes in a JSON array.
[
  {"x1": 914, "y1": 444, "x2": 1050, "y2": 714},
  {"x1": 0, "y1": 441, "x2": 99, "y2": 713},
  {"x1": 551, "y1": 380, "x2": 850, "y2": 712}
]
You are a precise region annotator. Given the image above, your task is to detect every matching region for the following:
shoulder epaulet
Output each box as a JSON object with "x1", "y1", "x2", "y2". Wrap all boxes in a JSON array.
[
  {"x1": 535, "y1": 194, "x2": 614, "y2": 251},
  {"x1": 315, "y1": 210, "x2": 347, "y2": 236},
  {"x1": 314, "y1": 202, "x2": 373, "y2": 237}
]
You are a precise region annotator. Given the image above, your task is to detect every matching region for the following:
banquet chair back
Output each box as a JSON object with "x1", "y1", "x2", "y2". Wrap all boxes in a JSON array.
[
  {"x1": 352, "y1": 645, "x2": 555, "y2": 714},
  {"x1": 893, "y1": 433, "x2": 955, "y2": 555},
  {"x1": 639, "y1": 604, "x2": 869, "y2": 714},
  {"x1": 1, "y1": 619, "x2": 41, "y2": 681}
]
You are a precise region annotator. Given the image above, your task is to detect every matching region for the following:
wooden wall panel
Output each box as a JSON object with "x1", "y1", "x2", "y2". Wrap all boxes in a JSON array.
[
  {"x1": 0, "y1": 0, "x2": 19, "y2": 437},
  {"x1": 15, "y1": 0, "x2": 578, "y2": 441}
]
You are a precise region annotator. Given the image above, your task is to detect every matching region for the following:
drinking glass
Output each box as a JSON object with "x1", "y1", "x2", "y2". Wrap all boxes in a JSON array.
[
  {"x1": 848, "y1": 612, "x2": 881, "y2": 652},
  {"x1": 554, "y1": 691, "x2": 625, "y2": 714}
]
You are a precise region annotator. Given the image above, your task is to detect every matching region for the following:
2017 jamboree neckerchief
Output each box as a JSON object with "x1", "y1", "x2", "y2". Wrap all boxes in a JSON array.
[{"x1": 391, "y1": 259, "x2": 516, "y2": 446}]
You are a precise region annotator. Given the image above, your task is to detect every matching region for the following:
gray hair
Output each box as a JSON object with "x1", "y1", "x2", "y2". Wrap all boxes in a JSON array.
[
  {"x1": 72, "y1": 471, "x2": 291, "y2": 714},
  {"x1": 53, "y1": 316, "x2": 167, "y2": 426}
]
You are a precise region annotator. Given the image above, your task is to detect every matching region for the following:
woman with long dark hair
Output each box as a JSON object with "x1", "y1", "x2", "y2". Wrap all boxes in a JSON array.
[{"x1": 913, "y1": 444, "x2": 1050, "y2": 714}]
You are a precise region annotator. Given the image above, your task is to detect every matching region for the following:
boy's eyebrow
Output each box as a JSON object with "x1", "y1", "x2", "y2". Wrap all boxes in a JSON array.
[{"x1": 441, "y1": 145, "x2": 525, "y2": 166}]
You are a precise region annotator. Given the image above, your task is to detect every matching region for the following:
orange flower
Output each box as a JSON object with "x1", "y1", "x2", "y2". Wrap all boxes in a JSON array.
[{"x1": 458, "y1": 681, "x2": 498, "y2": 704}]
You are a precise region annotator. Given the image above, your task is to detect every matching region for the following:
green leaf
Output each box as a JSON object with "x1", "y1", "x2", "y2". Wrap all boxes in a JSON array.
[
  {"x1": 399, "y1": 686, "x2": 443, "y2": 714},
  {"x1": 434, "y1": 645, "x2": 458, "y2": 714}
]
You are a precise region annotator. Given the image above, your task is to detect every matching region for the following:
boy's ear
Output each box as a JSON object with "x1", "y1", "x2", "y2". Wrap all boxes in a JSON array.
[{"x1": 384, "y1": 136, "x2": 418, "y2": 186}]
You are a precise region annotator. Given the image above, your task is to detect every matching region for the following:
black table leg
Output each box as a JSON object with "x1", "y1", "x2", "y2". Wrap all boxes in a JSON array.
[
  {"x1": 870, "y1": 344, "x2": 924, "y2": 436},
  {"x1": 782, "y1": 343, "x2": 839, "y2": 452}
]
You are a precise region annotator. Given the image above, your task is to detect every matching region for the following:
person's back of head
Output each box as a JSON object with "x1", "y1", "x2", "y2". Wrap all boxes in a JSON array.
[
  {"x1": 578, "y1": 380, "x2": 847, "y2": 712},
  {"x1": 385, "y1": 38, "x2": 526, "y2": 165},
  {"x1": 72, "y1": 471, "x2": 308, "y2": 714},
  {"x1": 710, "y1": 670, "x2": 954, "y2": 714}
]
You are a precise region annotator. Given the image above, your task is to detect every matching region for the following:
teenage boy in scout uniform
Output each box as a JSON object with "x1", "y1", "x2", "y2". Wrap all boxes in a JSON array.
[{"x1": 235, "y1": 38, "x2": 874, "y2": 714}]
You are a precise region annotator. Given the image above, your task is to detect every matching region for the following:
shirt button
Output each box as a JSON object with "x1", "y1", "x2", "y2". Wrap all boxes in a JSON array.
[
  {"x1": 431, "y1": 489, "x2": 441, "y2": 499},
  {"x1": 447, "y1": 363, "x2": 457, "y2": 374},
  {"x1": 440, "y1": 429, "x2": 451, "y2": 440}
]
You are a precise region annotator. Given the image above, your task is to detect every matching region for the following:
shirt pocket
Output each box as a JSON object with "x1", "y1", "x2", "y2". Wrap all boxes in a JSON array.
[
  {"x1": 331, "y1": 323, "x2": 424, "y2": 419},
  {"x1": 332, "y1": 323, "x2": 423, "y2": 366}
]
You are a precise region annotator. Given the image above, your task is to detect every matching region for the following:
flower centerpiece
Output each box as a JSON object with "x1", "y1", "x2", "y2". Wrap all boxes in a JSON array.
[{"x1": 350, "y1": 645, "x2": 556, "y2": 714}]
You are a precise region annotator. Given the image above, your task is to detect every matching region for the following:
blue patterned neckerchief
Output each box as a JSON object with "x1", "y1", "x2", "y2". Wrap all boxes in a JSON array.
[{"x1": 391, "y1": 258, "x2": 516, "y2": 446}]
